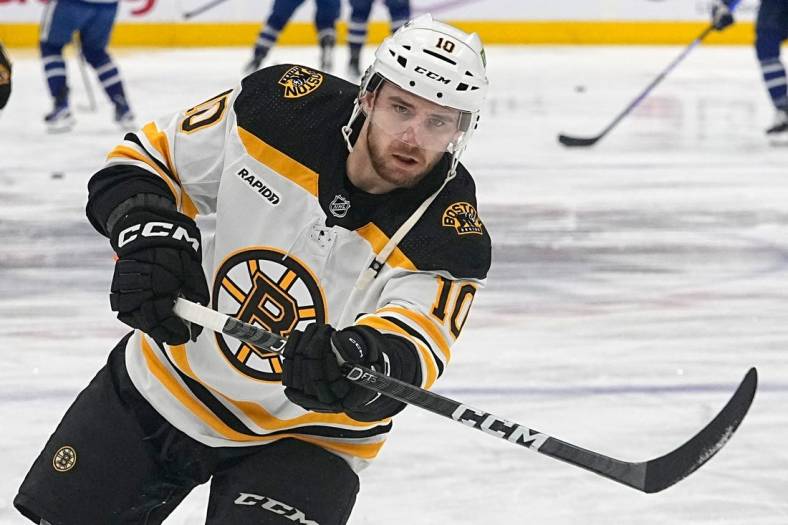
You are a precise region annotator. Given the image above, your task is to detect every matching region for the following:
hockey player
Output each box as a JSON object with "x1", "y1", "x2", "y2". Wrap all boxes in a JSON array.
[
  {"x1": 39, "y1": 0, "x2": 135, "y2": 132},
  {"x1": 712, "y1": 0, "x2": 788, "y2": 134},
  {"x1": 0, "y1": 42, "x2": 11, "y2": 111},
  {"x1": 15, "y1": 14, "x2": 490, "y2": 525},
  {"x1": 245, "y1": 0, "x2": 340, "y2": 75},
  {"x1": 347, "y1": 0, "x2": 411, "y2": 79}
]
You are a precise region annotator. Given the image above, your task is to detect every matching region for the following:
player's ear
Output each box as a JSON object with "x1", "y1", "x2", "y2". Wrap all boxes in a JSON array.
[{"x1": 359, "y1": 90, "x2": 375, "y2": 116}]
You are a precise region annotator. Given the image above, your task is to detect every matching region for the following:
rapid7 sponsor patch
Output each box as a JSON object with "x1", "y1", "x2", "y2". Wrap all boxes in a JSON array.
[{"x1": 237, "y1": 167, "x2": 281, "y2": 206}]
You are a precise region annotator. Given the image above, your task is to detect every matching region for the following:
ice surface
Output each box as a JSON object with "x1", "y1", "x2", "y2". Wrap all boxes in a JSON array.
[{"x1": 1, "y1": 44, "x2": 786, "y2": 524}]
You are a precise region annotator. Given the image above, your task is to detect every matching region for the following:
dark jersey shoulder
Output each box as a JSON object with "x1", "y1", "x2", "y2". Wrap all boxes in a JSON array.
[
  {"x1": 234, "y1": 64, "x2": 355, "y2": 174},
  {"x1": 396, "y1": 163, "x2": 491, "y2": 281}
]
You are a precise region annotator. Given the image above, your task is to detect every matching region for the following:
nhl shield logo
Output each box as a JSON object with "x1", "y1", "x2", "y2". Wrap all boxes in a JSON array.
[
  {"x1": 442, "y1": 202, "x2": 483, "y2": 235},
  {"x1": 329, "y1": 194, "x2": 351, "y2": 218},
  {"x1": 278, "y1": 66, "x2": 323, "y2": 99}
]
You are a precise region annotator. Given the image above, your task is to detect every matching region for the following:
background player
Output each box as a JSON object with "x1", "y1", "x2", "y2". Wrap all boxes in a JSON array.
[
  {"x1": 15, "y1": 15, "x2": 490, "y2": 525},
  {"x1": 245, "y1": 0, "x2": 340, "y2": 74},
  {"x1": 39, "y1": 0, "x2": 135, "y2": 132},
  {"x1": 713, "y1": 0, "x2": 788, "y2": 135},
  {"x1": 347, "y1": 0, "x2": 411, "y2": 78}
]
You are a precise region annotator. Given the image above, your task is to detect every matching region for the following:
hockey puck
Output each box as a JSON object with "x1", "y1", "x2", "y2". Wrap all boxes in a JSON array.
[
  {"x1": 51, "y1": 172, "x2": 64, "y2": 179},
  {"x1": 574, "y1": 85, "x2": 586, "y2": 93}
]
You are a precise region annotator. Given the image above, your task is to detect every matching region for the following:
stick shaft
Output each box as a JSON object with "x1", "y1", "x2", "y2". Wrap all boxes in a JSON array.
[
  {"x1": 558, "y1": 25, "x2": 715, "y2": 147},
  {"x1": 183, "y1": 0, "x2": 232, "y2": 19},
  {"x1": 73, "y1": 36, "x2": 96, "y2": 111},
  {"x1": 597, "y1": 25, "x2": 714, "y2": 138}
]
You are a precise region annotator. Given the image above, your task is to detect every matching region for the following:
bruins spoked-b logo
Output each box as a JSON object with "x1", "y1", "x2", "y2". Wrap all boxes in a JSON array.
[
  {"x1": 442, "y1": 202, "x2": 483, "y2": 235},
  {"x1": 53, "y1": 445, "x2": 77, "y2": 472},
  {"x1": 278, "y1": 66, "x2": 323, "y2": 99},
  {"x1": 213, "y1": 248, "x2": 327, "y2": 381}
]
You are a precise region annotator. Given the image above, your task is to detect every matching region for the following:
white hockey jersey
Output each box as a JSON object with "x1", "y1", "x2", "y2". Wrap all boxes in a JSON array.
[{"x1": 89, "y1": 64, "x2": 491, "y2": 471}]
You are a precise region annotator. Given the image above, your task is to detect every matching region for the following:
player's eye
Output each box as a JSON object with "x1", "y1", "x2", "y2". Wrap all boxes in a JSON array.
[
  {"x1": 392, "y1": 103, "x2": 409, "y2": 115},
  {"x1": 428, "y1": 117, "x2": 448, "y2": 129}
]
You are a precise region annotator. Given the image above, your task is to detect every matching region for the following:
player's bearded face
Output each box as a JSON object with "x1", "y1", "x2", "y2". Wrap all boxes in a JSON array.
[{"x1": 363, "y1": 82, "x2": 462, "y2": 187}]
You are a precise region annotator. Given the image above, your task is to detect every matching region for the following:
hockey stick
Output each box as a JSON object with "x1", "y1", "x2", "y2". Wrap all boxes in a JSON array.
[
  {"x1": 182, "y1": 0, "x2": 232, "y2": 20},
  {"x1": 173, "y1": 298, "x2": 757, "y2": 493},
  {"x1": 73, "y1": 35, "x2": 97, "y2": 112},
  {"x1": 557, "y1": 24, "x2": 715, "y2": 147}
]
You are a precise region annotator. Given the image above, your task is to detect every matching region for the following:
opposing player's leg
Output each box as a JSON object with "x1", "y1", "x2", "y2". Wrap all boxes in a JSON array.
[
  {"x1": 315, "y1": 0, "x2": 340, "y2": 72},
  {"x1": 14, "y1": 335, "x2": 211, "y2": 525},
  {"x1": 80, "y1": 1, "x2": 136, "y2": 130},
  {"x1": 384, "y1": 0, "x2": 411, "y2": 33},
  {"x1": 245, "y1": 0, "x2": 305, "y2": 75},
  {"x1": 206, "y1": 439, "x2": 359, "y2": 524},
  {"x1": 755, "y1": 0, "x2": 788, "y2": 134},
  {"x1": 347, "y1": 0, "x2": 373, "y2": 79},
  {"x1": 39, "y1": 0, "x2": 84, "y2": 132}
]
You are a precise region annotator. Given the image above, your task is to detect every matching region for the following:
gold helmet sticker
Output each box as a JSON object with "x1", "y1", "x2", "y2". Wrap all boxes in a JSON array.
[
  {"x1": 442, "y1": 202, "x2": 483, "y2": 235},
  {"x1": 278, "y1": 66, "x2": 323, "y2": 99},
  {"x1": 53, "y1": 445, "x2": 77, "y2": 472}
]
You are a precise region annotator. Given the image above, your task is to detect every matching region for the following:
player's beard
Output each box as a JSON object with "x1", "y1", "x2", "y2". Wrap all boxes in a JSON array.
[{"x1": 366, "y1": 121, "x2": 443, "y2": 189}]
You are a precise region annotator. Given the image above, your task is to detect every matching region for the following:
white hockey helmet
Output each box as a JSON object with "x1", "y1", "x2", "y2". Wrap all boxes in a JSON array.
[{"x1": 342, "y1": 14, "x2": 489, "y2": 174}]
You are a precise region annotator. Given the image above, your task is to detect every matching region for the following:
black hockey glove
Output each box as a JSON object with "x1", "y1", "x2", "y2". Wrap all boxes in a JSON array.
[
  {"x1": 282, "y1": 324, "x2": 422, "y2": 422},
  {"x1": 109, "y1": 208, "x2": 209, "y2": 345},
  {"x1": 711, "y1": 0, "x2": 734, "y2": 31}
]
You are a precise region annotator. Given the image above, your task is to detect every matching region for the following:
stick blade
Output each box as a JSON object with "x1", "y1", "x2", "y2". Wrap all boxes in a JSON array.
[
  {"x1": 557, "y1": 133, "x2": 600, "y2": 147},
  {"x1": 642, "y1": 367, "x2": 758, "y2": 493}
]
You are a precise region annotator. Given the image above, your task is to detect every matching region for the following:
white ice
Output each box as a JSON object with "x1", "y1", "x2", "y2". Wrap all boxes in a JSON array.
[{"x1": 0, "y1": 43, "x2": 786, "y2": 524}]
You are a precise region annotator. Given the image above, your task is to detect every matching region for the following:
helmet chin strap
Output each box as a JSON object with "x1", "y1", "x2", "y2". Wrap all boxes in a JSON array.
[{"x1": 341, "y1": 100, "x2": 363, "y2": 153}]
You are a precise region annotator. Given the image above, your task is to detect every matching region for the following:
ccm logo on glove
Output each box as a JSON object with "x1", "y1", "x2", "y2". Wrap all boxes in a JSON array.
[
  {"x1": 109, "y1": 208, "x2": 209, "y2": 346},
  {"x1": 345, "y1": 336, "x2": 365, "y2": 360},
  {"x1": 117, "y1": 221, "x2": 200, "y2": 252}
]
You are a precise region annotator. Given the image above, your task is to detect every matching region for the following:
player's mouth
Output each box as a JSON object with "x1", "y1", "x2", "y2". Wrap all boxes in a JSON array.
[{"x1": 391, "y1": 152, "x2": 420, "y2": 167}]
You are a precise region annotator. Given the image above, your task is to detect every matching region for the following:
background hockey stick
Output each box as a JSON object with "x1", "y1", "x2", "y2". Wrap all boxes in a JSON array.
[
  {"x1": 557, "y1": 24, "x2": 715, "y2": 147},
  {"x1": 173, "y1": 298, "x2": 757, "y2": 493},
  {"x1": 73, "y1": 35, "x2": 97, "y2": 112},
  {"x1": 182, "y1": 0, "x2": 232, "y2": 20}
]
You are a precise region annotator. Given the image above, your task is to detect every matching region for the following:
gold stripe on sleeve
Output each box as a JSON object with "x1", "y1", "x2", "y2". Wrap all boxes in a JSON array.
[
  {"x1": 107, "y1": 144, "x2": 180, "y2": 201},
  {"x1": 140, "y1": 122, "x2": 198, "y2": 219},
  {"x1": 141, "y1": 122, "x2": 177, "y2": 177},
  {"x1": 356, "y1": 316, "x2": 438, "y2": 388},
  {"x1": 375, "y1": 305, "x2": 451, "y2": 363}
]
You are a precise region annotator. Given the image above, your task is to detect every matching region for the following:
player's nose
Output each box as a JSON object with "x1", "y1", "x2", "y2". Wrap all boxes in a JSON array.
[{"x1": 397, "y1": 125, "x2": 420, "y2": 146}]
